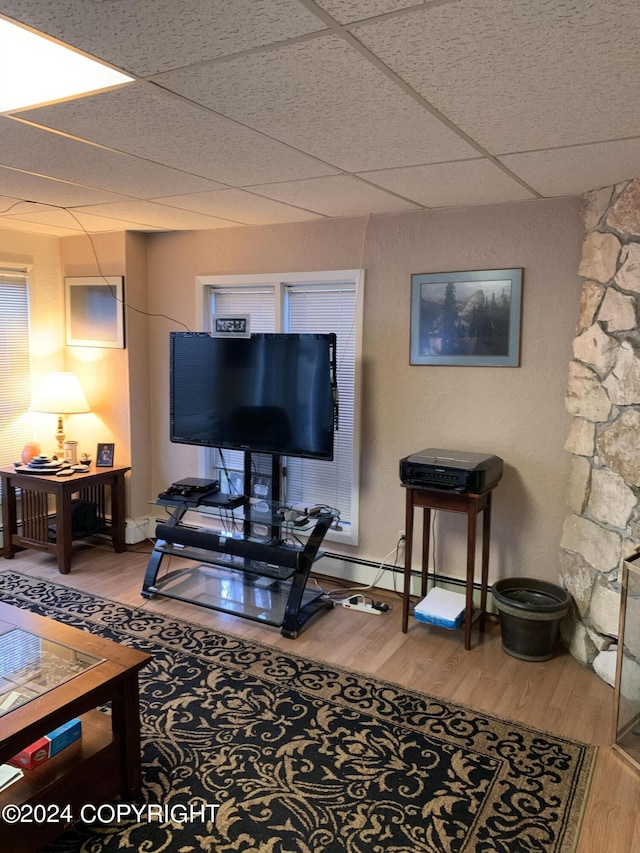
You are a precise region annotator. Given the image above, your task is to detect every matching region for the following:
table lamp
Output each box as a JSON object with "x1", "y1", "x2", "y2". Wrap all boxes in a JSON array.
[{"x1": 30, "y1": 372, "x2": 91, "y2": 454}]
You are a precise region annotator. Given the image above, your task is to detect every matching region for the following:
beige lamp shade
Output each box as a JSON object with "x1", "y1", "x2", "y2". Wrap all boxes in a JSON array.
[
  {"x1": 31, "y1": 372, "x2": 90, "y2": 415},
  {"x1": 30, "y1": 372, "x2": 91, "y2": 454}
]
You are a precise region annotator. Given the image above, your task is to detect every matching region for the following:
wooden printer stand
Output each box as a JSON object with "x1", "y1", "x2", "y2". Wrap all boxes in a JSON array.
[{"x1": 401, "y1": 484, "x2": 497, "y2": 650}]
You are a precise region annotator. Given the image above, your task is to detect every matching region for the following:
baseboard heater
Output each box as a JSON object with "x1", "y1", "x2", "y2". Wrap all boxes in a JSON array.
[{"x1": 317, "y1": 551, "x2": 483, "y2": 594}]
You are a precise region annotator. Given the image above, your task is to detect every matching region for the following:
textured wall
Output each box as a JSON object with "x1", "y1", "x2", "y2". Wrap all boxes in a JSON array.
[{"x1": 146, "y1": 198, "x2": 583, "y2": 587}]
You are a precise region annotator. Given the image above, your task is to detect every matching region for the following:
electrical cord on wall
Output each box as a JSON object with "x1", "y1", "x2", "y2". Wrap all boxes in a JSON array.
[
  {"x1": 2, "y1": 199, "x2": 192, "y2": 331},
  {"x1": 317, "y1": 536, "x2": 404, "y2": 606}
]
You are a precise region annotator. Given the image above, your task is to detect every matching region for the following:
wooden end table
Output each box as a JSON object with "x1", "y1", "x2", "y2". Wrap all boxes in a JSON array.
[
  {"x1": 401, "y1": 485, "x2": 497, "y2": 650},
  {"x1": 0, "y1": 601, "x2": 151, "y2": 852},
  {"x1": 0, "y1": 465, "x2": 130, "y2": 574}
]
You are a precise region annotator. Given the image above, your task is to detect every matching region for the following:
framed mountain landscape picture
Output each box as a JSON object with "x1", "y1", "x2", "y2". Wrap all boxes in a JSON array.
[{"x1": 410, "y1": 268, "x2": 522, "y2": 366}]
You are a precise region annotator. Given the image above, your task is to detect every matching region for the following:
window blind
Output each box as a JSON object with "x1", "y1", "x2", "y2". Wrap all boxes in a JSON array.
[
  {"x1": 0, "y1": 271, "x2": 32, "y2": 465},
  {"x1": 204, "y1": 272, "x2": 361, "y2": 539},
  {"x1": 285, "y1": 285, "x2": 357, "y2": 523}
]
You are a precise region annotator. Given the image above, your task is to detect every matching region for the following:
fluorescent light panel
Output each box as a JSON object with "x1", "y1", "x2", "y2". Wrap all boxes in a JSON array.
[{"x1": 0, "y1": 18, "x2": 133, "y2": 112}]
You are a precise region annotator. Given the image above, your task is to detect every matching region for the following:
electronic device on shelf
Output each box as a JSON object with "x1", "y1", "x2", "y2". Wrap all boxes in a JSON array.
[
  {"x1": 158, "y1": 477, "x2": 220, "y2": 502},
  {"x1": 199, "y1": 492, "x2": 246, "y2": 509},
  {"x1": 169, "y1": 332, "x2": 338, "y2": 461},
  {"x1": 399, "y1": 448, "x2": 503, "y2": 493},
  {"x1": 277, "y1": 503, "x2": 334, "y2": 526}
]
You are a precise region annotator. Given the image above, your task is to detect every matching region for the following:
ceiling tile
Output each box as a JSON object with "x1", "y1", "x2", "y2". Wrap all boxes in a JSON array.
[
  {"x1": 355, "y1": 0, "x2": 640, "y2": 152},
  {"x1": 153, "y1": 33, "x2": 478, "y2": 171},
  {"x1": 0, "y1": 118, "x2": 228, "y2": 197},
  {"x1": 1, "y1": 0, "x2": 639, "y2": 238},
  {"x1": 0, "y1": 0, "x2": 326, "y2": 76},
  {"x1": 361, "y1": 160, "x2": 536, "y2": 208},
  {"x1": 248, "y1": 174, "x2": 421, "y2": 216},
  {"x1": 71, "y1": 200, "x2": 241, "y2": 230},
  {"x1": 0, "y1": 215, "x2": 82, "y2": 237},
  {"x1": 0, "y1": 165, "x2": 128, "y2": 210},
  {"x1": 156, "y1": 189, "x2": 323, "y2": 225},
  {"x1": 316, "y1": 1, "x2": 420, "y2": 24},
  {"x1": 500, "y1": 139, "x2": 640, "y2": 197},
  {"x1": 4, "y1": 207, "x2": 164, "y2": 234},
  {"x1": 20, "y1": 84, "x2": 339, "y2": 186}
]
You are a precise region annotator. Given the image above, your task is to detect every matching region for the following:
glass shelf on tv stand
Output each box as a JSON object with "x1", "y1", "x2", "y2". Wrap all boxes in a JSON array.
[
  {"x1": 143, "y1": 494, "x2": 338, "y2": 638},
  {"x1": 154, "y1": 492, "x2": 335, "y2": 530},
  {"x1": 145, "y1": 562, "x2": 326, "y2": 630}
]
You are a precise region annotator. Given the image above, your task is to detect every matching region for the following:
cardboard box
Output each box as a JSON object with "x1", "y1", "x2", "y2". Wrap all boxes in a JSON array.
[{"x1": 9, "y1": 718, "x2": 82, "y2": 769}]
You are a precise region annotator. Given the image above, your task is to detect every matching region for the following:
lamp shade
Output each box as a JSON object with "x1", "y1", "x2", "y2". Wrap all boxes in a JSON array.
[{"x1": 30, "y1": 372, "x2": 91, "y2": 414}]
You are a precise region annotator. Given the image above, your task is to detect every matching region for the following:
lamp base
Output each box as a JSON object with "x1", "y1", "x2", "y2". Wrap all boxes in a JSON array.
[{"x1": 55, "y1": 415, "x2": 65, "y2": 455}]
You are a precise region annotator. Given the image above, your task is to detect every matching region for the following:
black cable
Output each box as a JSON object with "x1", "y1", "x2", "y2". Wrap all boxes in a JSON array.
[{"x1": 9, "y1": 200, "x2": 192, "y2": 331}]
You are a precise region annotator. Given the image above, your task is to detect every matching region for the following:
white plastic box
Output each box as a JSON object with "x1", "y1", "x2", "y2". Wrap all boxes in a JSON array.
[{"x1": 414, "y1": 587, "x2": 466, "y2": 629}]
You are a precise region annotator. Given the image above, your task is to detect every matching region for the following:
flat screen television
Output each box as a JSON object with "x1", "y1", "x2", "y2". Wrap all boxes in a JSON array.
[{"x1": 170, "y1": 332, "x2": 337, "y2": 460}]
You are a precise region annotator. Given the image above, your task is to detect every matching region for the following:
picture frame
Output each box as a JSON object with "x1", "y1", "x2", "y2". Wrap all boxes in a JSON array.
[
  {"x1": 96, "y1": 443, "x2": 115, "y2": 468},
  {"x1": 410, "y1": 268, "x2": 523, "y2": 366},
  {"x1": 65, "y1": 276, "x2": 125, "y2": 348}
]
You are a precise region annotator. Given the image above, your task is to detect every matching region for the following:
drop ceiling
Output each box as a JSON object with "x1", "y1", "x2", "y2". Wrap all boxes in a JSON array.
[{"x1": 2, "y1": 0, "x2": 640, "y2": 237}]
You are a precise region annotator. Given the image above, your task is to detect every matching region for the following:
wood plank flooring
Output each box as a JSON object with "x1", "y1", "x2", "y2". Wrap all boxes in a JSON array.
[{"x1": 1, "y1": 541, "x2": 638, "y2": 852}]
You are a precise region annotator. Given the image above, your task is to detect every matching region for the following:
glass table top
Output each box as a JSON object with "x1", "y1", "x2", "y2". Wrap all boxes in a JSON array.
[{"x1": 0, "y1": 619, "x2": 104, "y2": 717}]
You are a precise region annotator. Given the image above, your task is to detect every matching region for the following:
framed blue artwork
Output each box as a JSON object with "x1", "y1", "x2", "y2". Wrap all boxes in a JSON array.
[{"x1": 65, "y1": 276, "x2": 125, "y2": 348}]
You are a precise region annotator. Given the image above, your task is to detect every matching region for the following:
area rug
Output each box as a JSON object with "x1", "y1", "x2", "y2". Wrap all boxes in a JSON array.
[{"x1": 0, "y1": 572, "x2": 595, "y2": 852}]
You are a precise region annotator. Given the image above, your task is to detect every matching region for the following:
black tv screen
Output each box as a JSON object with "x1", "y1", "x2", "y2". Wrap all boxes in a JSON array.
[{"x1": 170, "y1": 332, "x2": 337, "y2": 460}]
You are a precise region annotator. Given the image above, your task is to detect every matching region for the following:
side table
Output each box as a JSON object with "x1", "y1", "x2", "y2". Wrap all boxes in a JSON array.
[
  {"x1": 0, "y1": 465, "x2": 130, "y2": 574},
  {"x1": 401, "y1": 484, "x2": 497, "y2": 650}
]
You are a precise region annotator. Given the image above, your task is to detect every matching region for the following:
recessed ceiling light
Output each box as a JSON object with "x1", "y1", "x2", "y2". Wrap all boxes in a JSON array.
[{"x1": 0, "y1": 17, "x2": 134, "y2": 112}]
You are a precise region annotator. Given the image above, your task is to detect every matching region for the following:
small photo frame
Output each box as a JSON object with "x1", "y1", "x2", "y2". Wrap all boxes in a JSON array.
[
  {"x1": 65, "y1": 276, "x2": 125, "y2": 348},
  {"x1": 96, "y1": 443, "x2": 115, "y2": 468},
  {"x1": 410, "y1": 268, "x2": 523, "y2": 366}
]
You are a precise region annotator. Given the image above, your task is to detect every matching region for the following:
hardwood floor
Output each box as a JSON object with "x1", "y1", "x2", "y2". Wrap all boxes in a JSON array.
[{"x1": 2, "y1": 541, "x2": 639, "y2": 852}]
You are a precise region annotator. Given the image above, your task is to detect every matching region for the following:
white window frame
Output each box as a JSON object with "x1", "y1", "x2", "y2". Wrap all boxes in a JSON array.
[{"x1": 195, "y1": 270, "x2": 364, "y2": 545}]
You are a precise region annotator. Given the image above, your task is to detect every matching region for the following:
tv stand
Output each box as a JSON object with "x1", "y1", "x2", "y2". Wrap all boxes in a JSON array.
[{"x1": 141, "y1": 494, "x2": 337, "y2": 639}]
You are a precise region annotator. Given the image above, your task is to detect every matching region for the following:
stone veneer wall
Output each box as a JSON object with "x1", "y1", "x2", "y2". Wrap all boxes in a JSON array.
[{"x1": 561, "y1": 178, "x2": 640, "y2": 685}]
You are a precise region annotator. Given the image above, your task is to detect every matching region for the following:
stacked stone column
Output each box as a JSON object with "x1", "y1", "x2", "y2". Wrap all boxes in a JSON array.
[{"x1": 561, "y1": 178, "x2": 640, "y2": 684}]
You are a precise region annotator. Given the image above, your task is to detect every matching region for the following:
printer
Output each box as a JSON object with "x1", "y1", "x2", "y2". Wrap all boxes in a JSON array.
[{"x1": 399, "y1": 448, "x2": 503, "y2": 493}]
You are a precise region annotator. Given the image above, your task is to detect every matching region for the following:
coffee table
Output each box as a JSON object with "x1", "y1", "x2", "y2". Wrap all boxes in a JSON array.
[{"x1": 0, "y1": 602, "x2": 151, "y2": 852}]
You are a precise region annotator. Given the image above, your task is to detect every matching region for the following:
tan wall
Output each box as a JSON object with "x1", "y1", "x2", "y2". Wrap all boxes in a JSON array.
[
  {"x1": 58, "y1": 231, "x2": 150, "y2": 521},
  {"x1": 59, "y1": 233, "x2": 129, "y2": 465},
  {"x1": 1, "y1": 195, "x2": 582, "y2": 583},
  {"x1": 145, "y1": 197, "x2": 583, "y2": 585}
]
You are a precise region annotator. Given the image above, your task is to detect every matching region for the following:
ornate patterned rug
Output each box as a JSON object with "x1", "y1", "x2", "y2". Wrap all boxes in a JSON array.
[{"x1": 0, "y1": 572, "x2": 595, "y2": 852}]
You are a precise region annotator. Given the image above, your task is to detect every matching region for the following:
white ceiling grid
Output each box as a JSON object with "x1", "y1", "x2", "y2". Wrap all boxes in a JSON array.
[{"x1": 0, "y1": 0, "x2": 639, "y2": 236}]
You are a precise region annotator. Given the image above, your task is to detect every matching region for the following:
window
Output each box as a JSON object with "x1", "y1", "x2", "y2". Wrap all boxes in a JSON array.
[
  {"x1": 196, "y1": 271, "x2": 363, "y2": 545},
  {"x1": 0, "y1": 270, "x2": 32, "y2": 465}
]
